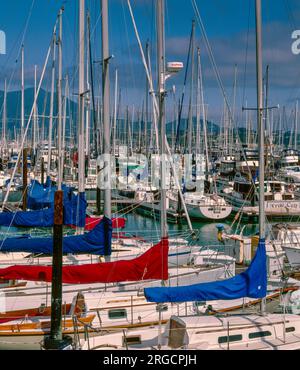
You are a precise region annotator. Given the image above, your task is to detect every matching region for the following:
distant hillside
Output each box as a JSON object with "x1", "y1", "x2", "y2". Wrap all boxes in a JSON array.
[
  {"x1": 0, "y1": 88, "x2": 78, "y2": 140},
  {"x1": 0, "y1": 88, "x2": 222, "y2": 143}
]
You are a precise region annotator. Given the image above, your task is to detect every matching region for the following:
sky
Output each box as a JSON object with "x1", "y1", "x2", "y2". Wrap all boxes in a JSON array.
[{"x1": 0, "y1": 0, "x2": 300, "y2": 127}]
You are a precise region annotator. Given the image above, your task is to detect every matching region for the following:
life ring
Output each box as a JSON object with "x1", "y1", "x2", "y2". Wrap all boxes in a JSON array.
[{"x1": 288, "y1": 184, "x2": 296, "y2": 192}]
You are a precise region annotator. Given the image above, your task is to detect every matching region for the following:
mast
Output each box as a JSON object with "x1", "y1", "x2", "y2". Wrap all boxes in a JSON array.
[
  {"x1": 196, "y1": 48, "x2": 201, "y2": 156},
  {"x1": 255, "y1": 0, "x2": 266, "y2": 313},
  {"x1": 157, "y1": 0, "x2": 167, "y2": 239},
  {"x1": 44, "y1": 7, "x2": 71, "y2": 350},
  {"x1": 21, "y1": 45, "x2": 25, "y2": 142},
  {"x1": 47, "y1": 35, "x2": 56, "y2": 177},
  {"x1": 33, "y1": 65, "x2": 37, "y2": 154},
  {"x1": 187, "y1": 20, "x2": 195, "y2": 153},
  {"x1": 264, "y1": 65, "x2": 269, "y2": 143},
  {"x1": 113, "y1": 69, "x2": 118, "y2": 157},
  {"x1": 295, "y1": 100, "x2": 298, "y2": 150},
  {"x1": 255, "y1": 0, "x2": 265, "y2": 240},
  {"x1": 198, "y1": 49, "x2": 209, "y2": 181},
  {"x1": 231, "y1": 64, "x2": 237, "y2": 154},
  {"x1": 21, "y1": 46, "x2": 27, "y2": 210},
  {"x1": 57, "y1": 18, "x2": 63, "y2": 190},
  {"x1": 61, "y1": 75, "x2": 68, "y2": 183},
  {"x1": 195, "y1": 47, "x2": 204, "y2": 193},
  {"x1": 157, "y1": 0, "x2": 167, "y2": 348},
  {"x1": 101, "y1": 0, "x2": 112, "y2": 224},
  {"x1": 85, "y1": 18, "x2": 90, "y2": 159},
  {"x1": 145, "y1": 41, "x2": 150, "y2": 153},
  {"x1": 78, "y1": 0, "x2": 85, "y2": 229},
  {"x1": 2, "y1": 79, "x2": 6, "y2": 148}
]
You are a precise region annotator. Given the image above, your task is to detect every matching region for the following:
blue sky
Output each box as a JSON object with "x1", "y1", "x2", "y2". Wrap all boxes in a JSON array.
[{"x1": 1, "y1": 0, "x2": 300, "y2": 126}]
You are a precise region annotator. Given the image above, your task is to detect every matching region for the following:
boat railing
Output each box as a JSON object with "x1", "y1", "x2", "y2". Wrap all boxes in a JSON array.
[{"x1": 73, "y1": 315, "x2": 128, "y2": 350}]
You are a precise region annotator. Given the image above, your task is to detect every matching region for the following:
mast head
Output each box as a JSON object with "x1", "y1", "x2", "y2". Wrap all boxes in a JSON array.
[
  {"x1": 166, "y1": 62, "x2": 183, "y2": 74},
  {"x1": 165, "y1": 62, "x2": 184, "y2": 81}
]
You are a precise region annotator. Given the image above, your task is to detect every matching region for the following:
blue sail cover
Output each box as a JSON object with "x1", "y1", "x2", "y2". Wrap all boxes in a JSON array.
[
  {"x1": 27, "y1": 179, "x2": 55, "y2": 210},
  {"x1": 144, "y1": 239, "x2": 267, "y2": 303},
  {"x1": 0, "y1": 192, "x2": 87, "y2": 228},
  {"x1": 63, "y1": 191, "x2": 87, "y2": 227},
  {"x1": 0, "y1": 216, "x2": 112, "y2": 255},
  {"x1": 27, "y1": 179, "x2": 75, "y2": 210},
  {"x1": 0, "y1": 208, "x2": 55, "y2": 227}
]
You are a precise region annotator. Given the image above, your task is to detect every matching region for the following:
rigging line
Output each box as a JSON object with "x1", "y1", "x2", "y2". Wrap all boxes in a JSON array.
[
  {"x1": 121, "y1": 0, "x2": 137, "y2": 96},
  {"x1": 242, "y1": 0, "x2": 252, "y2": 108},
  {"x1": 19, "y1": 0, "x2": 36, "y2": 56},
  {"x1": 174, "y1": 23, "x2": 193, "y2": 152},
  {"x1": 87, "y1": 11, "x2": 98, "y2": 157}
]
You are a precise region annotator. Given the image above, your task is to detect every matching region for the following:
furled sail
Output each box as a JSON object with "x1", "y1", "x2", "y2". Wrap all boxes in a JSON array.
[
  {"x1": 0, "y1": 216, "x2": 112, "y2": 255},
  {"x1": 0, "y1": 192, "x2": 87, "y2": 228},
  {"x1": 26, "y1": 178, "x2": 61, "y2": 210},
  {"x1": 0, "y1": 238, "x2": 169, "y2": 284},
  {"x1": 144, "y1": 239, "x2": 267, "y2": 303},
  {"x1": 84, "y1": 217, "x2": 126, "y2": 231}
]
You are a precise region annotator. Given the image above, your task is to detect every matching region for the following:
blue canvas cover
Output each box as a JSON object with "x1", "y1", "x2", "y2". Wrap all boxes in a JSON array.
[
  {"x1": 26, "y1": 179, "x2": 75, "y2": 210},
  {"x1": 27, "y1": 179, "x2": 55, "y2": 210},
  {"x1": 0, "y1": 192, "x2": 87, "y2": 228},
  {"x1": 144, "y1": 239, "x2": 267, "y2": 303},
  {"x1": 63, "y1": 191, "x2": 86, "y2": 227},
  {"x1": 0, "y1": 208, "x2": 55, "y2": 227},
  {"x1": 0, "y1": 216, "x2": 112, "y2": 255}
]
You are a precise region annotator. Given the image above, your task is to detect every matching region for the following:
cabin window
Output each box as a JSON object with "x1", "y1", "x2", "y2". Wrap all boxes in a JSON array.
[
  {"x1": 123, "y1": 336, "x2": 141, "y2": 346},
  {"x1": 265, "y1": 195, "x2": 273, "y2": 201},
  {"x1": 248, "y1": 331, "x2": 271, "y2": 339},
  {"x1": 108, "y1": 309, "x2": 127, "y2": 320},
  {"x1": 270, "y1": 183, "x2": 282, "y2": 192},
  {"x1": 286, "y1": 327, "x2": 295, "y2": 333},
  {"x1": 195, "y1": 301, "x2": 206, "y2": 307},
  {"x1": 218, "y1": 334, "x2": 242, "y2": 344},
  {"x1": 156, "y1": 304, "x2": 168, "y2": 312}
]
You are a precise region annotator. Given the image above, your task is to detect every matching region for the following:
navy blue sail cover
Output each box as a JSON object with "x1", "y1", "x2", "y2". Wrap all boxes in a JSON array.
[
  {"x1": 0, "y1": 181, "x2": 87, "y2": 228},
  {"x1": 27, "y1": 178, "x2": 56, "y2": 210},
  {"x1": 0, "y1": 208, "x2": 55, "y2": 227},
  {"x1": 27, "y1": 178, "x2": 76, "y2": 210},
  {"x1": 144, "y1": 239, "x2": 267, "y2": 303},
  {"x1": 0, "y1": 216, "x2": 112, "y2": 255}
]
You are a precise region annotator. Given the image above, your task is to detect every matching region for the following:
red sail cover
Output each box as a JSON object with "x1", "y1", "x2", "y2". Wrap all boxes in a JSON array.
[
  {"x1": 0, "y1": 239, "x2": 169, "y2": 284},
  {"x1": 69, "y1": 217, "x2": 126, "y2": 231},
  {"x1": 85, "y1": 217, "x2": 126, "y2": 231}
]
